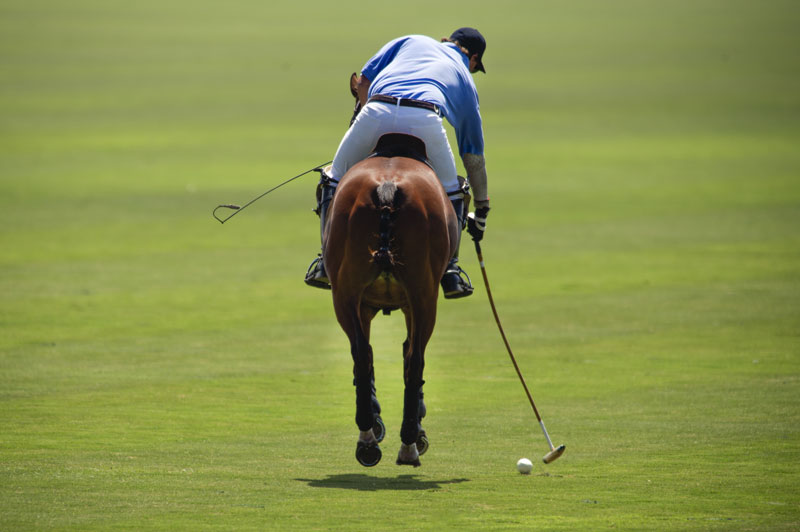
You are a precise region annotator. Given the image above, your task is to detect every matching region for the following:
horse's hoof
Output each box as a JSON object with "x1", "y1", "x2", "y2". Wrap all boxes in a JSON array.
[
  {"x1": 356, "y1": 441, "x2": 382, "y2": 467},
  {"x1": 396, "y1": 443, "x2": 421, "y2": 467},
  {"x1": 416, "y1": 431, "x2": 429, "y2": 456},
  {"x1": 372, "y1": 416, "x2": 386, "y2": 443},
  {"x1": 396, "y1": 456, "x2": 421, "y2": 467}
]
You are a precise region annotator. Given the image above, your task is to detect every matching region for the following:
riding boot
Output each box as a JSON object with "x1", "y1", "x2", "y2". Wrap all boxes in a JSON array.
[
  {"x1": 440, "y1": 196, "x2": 474, "y2": 299},
  {"x1": 304, "y1": 168, "x2": 336, "y2": 289}
]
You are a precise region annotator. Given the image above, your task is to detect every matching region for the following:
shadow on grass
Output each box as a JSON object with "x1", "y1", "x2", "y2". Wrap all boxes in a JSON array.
[{"x1": 295, "y1": 474, "x2": 470, "y2": 491}]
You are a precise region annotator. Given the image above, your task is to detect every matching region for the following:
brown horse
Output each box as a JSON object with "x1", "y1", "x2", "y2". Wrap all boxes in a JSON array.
[{"x1": 323, "y1": 134, "x2": 458, "y2": 467}]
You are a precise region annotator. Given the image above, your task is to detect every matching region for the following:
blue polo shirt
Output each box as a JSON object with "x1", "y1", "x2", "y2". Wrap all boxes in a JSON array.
[{"x1": 361, "y1": 35, "x2": 484, "y2": 157}]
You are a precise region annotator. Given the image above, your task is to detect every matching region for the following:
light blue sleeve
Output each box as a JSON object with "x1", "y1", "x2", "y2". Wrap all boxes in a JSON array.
[{"x1": 453, "y1": 87, "x2": 484, "y2": 156}]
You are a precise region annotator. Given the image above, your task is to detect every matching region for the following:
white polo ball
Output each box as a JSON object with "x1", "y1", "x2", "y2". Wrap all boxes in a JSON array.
[{"x1": 516, "y1": 457, "x2": 533, "y2": 474}]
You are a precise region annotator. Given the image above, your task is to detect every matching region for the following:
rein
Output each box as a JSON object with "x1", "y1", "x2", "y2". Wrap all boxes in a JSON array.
[{"x1": 212, "y1": 161, "x2": 332, "y2": 224}]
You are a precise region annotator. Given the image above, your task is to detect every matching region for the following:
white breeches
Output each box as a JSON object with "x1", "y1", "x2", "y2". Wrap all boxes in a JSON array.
[{"x1": 329, "y1": 101, "x2": 460, "y2": 194}]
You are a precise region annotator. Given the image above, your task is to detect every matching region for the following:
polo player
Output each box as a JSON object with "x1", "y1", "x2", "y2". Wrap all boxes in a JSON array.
[{"x1": 305, "y1": 28, "x2": 491, "y2": 299}]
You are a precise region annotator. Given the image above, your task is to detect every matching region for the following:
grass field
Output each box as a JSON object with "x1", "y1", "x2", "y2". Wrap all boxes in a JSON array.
[{"x1": 1, "y1": 0, "x2": 799, "y2": 530}]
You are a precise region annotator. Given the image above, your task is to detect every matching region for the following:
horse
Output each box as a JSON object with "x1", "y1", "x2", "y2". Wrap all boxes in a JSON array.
[{"x1": 323, "y1": 133, "x2": 459, "y2": 467}]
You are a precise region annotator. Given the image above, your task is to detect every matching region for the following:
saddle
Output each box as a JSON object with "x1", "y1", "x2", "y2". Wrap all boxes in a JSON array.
[{"x1": 368, "y1": 133, "x2": 434, "y2": 170}]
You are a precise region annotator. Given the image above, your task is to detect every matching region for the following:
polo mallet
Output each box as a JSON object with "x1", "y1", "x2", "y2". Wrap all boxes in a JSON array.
[
  {"x1": 213, "y1": 160, "x2": 332, "y2": 224},
  {"x1": 473, "y1": 238, "x2": 566, "y2": 464}
]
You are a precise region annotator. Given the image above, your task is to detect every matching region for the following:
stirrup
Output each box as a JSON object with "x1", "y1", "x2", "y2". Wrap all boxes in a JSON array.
[
  {"x1": 304, "y1": 255, "x2": 331, "y2": 289},
  {"x1": 441, "y1": 264, "x2": 473, "y2": 299}
]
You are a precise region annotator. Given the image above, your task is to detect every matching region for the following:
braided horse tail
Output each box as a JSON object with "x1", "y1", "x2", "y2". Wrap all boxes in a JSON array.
[{"x1": 370, "y1": 180, "x2": 403, "y2": 271}]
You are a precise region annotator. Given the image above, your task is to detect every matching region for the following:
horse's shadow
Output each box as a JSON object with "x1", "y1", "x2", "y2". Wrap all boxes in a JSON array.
[{"x1": 295, "y1": 474, "x2": 469, "y2": 492}]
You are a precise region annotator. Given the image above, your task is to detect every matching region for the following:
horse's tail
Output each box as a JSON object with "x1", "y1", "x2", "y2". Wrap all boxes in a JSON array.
[{"x1": 371, "y1": 180, "x2": 403, "y2": 271}]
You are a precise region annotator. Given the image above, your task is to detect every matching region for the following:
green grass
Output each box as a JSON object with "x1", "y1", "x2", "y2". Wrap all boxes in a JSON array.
[{"x1": 1, "y1": 0, "x2": 799, "y2": 530}]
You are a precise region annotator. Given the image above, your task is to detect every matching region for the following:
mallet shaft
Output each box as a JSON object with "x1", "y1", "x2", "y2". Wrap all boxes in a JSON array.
[{"x1": 474, "y1": 240, "x2": 566, "y2": 464}]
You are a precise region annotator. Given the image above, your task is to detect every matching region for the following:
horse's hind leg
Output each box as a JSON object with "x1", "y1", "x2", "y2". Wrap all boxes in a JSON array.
[
  {"x1": 354, "y1": 305, "x2": 382, "y2": 438},
  {"x1": 401, "y1": 338, "x2": 428, "y2": 455},
  {"x1": 397, "y1": 298, "x2": 437, "y2": 466},
  {"x1": 336, "y1": 300, "x2": 382, "y2": 466}
]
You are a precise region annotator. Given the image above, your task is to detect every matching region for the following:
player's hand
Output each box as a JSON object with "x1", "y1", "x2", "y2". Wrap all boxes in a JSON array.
[{"x1": 467, "y1": 206, "x2": 490, "y2": 242}]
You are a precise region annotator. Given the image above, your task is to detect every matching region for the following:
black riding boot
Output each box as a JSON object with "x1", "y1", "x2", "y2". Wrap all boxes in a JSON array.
[
  {"x1": 440, "y1": 196, "x2": 474, "y2": 299},
  {"x1": 304, "y1": 169, "x2": 336, "y2": 289}
]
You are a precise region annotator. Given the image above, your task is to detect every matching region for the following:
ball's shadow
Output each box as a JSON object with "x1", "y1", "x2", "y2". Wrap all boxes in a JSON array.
[{"x1": 295, "y1": 474, "x2": 470, "y2": 492}]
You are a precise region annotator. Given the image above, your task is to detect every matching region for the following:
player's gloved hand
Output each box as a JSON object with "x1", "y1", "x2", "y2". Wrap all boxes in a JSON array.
[{"x1": 467, "y1": 206, "x2": 490, "y2": 242}]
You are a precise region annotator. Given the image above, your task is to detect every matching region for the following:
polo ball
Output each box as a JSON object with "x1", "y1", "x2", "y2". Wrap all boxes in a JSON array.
[{"x1": 516, "y1": 457, "x2": 533, "y2": 474}]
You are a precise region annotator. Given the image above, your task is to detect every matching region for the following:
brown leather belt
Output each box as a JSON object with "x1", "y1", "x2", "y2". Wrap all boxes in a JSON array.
[{"x1": 368, "y1": 94, "x2": 442, "y2": 116}]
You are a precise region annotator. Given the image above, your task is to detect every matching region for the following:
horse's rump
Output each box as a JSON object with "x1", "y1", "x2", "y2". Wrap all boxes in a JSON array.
[{"x1": 324, "y1": 144, "x2": 457, "y2": 313}]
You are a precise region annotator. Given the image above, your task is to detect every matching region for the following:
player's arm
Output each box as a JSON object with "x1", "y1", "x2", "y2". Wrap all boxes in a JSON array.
[{"x1": 462, "y1": 153, "x2": 488, "y2": 208}]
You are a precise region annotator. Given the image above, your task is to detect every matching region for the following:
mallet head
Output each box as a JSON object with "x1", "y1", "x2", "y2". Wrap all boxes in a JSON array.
[{"x1": 542, "y1": 444, "x2": 566, "y2": 464}]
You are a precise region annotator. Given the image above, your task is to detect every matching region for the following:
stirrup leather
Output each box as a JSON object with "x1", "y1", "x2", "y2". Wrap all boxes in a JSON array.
[
  {"x1": 304, "y1": 255, "x2": 331, "y2": 289},
  {"x1": 441, "y1": 263, "x2": 473, "y2": 299}
]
